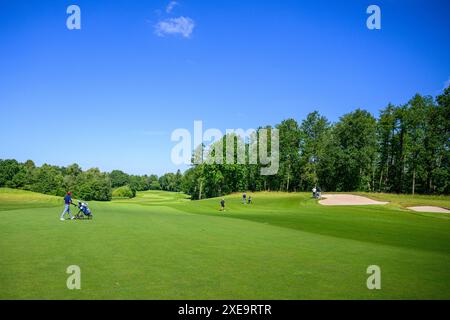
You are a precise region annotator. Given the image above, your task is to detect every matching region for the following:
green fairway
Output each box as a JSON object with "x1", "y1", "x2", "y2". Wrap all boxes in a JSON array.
[{"x1": 1, "y1": 188, "x2": 450, "y2": 299}]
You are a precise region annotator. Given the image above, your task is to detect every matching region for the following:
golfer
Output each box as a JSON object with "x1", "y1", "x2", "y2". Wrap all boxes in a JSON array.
[
  {"x1": 60, "y1": 191, "x2": 75, "y2": 221},
  {"x1": 243, "y1": 192, "x2": 247, "y2": 204},
  {"x1": 220, "y1": 198, "x2": 225, "y2": 212},
  {"x1": 312, "y1": 187, "x2": 317, "y2": 198},
  {"x1": 248, "y1": 196, "x2": 252, "y2": 204}
]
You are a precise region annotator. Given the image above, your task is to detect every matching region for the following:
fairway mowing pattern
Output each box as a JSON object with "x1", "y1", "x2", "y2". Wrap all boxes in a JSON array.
[{"x1": 0, "y1": 189, "x2": 450, "y2": 299}]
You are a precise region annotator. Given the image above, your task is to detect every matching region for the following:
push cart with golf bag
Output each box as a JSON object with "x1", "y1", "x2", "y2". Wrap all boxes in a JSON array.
[{"x1": 71, "y1": 201, "x2": 93, "y2": 220}]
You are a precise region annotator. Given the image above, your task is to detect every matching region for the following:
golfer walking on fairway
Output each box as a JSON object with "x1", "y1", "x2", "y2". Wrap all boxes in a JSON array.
[
  {"x1": 312, "y1": 186, "x2": 317, "y2": 198},
  {"x1": 60, "y1": 191, "x2": 75, "y2": 221}
]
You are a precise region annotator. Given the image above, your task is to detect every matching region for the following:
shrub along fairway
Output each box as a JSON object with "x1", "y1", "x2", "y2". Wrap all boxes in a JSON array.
[{"x1": 0, "y1": 188, "x2": 449, "y2": 299}]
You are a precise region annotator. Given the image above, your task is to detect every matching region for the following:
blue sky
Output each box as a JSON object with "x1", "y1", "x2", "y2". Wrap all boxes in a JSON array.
[{"x1": 0, "y1": 0, "x2": 449, "y2": 175}]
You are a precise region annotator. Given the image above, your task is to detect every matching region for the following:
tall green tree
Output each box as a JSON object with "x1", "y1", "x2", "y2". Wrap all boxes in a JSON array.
[
  {"x1": 276, "y1": 119, "x2": 301, "y2": 191},
  {"x1": 299, "y1": 111, "x2": 330, "y2": 190},
  {"x1": 109, "y1": 170, "x2": 130, "y2": 188},
  {"x1": 332, "y1": 109, "x2": 377, "y2": 191}
]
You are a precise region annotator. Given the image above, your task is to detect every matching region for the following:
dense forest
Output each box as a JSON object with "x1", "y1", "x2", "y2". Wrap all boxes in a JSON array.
[{"x1": 1, "y1": 88, "x2": 448, "y2": 200}]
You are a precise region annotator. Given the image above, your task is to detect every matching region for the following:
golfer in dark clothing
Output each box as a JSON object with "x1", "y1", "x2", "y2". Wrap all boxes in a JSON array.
[
  {"x1": 220, "y1": 198, "x2": 225, "y2": 211},
  {"x1": 60, "y1": 191, "x2": 74, "y2": 221},
  {"x1": 243, "y1": 192, "x2": 247, "y2": 204}
]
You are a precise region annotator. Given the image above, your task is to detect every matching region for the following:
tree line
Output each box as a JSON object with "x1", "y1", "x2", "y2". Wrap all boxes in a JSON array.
[
  {"x1": 0, "y1": 160, "x2": 183, "y2": 201},
  {"x1": 1, "y1": 88, "x2": 448, "y2": 200},
  {"x1": 182, "y1": 87, "x2": 449, "y2": 199}
]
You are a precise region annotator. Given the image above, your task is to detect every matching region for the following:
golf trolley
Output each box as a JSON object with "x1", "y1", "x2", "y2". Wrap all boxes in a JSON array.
[
  {"x1": 72, "y1": 201, "x2": 93, "y2": 220},
  {"x1": 313, "y1": 191, "x2": 321, "y2": 199},
  {"x1": 312, "y1": 187, "x2": 322, "y2": 199}
]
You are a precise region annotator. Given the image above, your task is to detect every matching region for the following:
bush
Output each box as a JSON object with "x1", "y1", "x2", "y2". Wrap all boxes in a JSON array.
[
  {"x1": 149, "y1": 181, "x2": 161, "y2": 190},
  {"x1": 112, "y1": 185, "x2": 136, "y2": 198}
]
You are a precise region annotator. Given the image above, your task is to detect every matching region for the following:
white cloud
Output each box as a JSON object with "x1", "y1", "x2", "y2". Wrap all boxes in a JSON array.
[
  {"x1": 155, "y1": 16, "x2": 195, "y2": 38},
  {"x1": 166, "y1": 1, "x2": 178, "y2": 13}
]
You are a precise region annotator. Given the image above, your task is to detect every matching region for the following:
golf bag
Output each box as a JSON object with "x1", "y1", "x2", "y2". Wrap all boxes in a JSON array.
[
  {"x1": 75, "y1": 201, "x2": 93, "y2": 220},
  {"x1": 312, "y1": 188, "x2": 321, "y2": 199}
]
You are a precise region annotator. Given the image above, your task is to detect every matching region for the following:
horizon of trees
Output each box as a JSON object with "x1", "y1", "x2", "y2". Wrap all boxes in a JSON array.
[
  {"x1": 182, "y1": 87, "x2": 449, "y2": 198},
  {"x1": 0, "y1": 160, "x2": 183, "y2": 201},
  {"x1": 0, "y1": 87, "x2": 448, "y2": 200}
]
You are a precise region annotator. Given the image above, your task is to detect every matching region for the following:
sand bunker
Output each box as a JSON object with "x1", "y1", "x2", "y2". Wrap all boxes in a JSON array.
[
  {"x1": 408, "y1": 206, "x2": 450, "y2": 213},
  {"x1": 319, "y1": 194, "x2": 389, "y2": 206}
]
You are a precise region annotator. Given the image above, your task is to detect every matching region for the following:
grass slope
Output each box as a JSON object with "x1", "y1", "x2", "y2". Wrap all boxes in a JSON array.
[
  {"x1": 0, "y1": 188, "x2": 60, "y2": 211},
  {"x1": 0, "y1": 188, "x2": 449, "y2": 299}
]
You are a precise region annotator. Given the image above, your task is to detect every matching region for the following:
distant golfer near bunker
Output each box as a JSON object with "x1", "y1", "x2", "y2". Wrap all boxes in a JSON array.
[
  {"x1": 407, "y1": 206, "x2": 450, "y2": 213},
  {"x1": 319, "y1": 194, "x2": 389, "y2": 206}
]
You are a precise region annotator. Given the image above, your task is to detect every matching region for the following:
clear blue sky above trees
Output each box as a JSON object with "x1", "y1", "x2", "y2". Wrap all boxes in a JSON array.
[{"x1": 0, "y1": 0, "x2": 449, "y2": 175}]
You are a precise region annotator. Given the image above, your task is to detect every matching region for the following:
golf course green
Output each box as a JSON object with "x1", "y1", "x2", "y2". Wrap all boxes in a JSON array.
[{"x1": 1, "y1": 188, "x2": 449, "y2": 299}]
